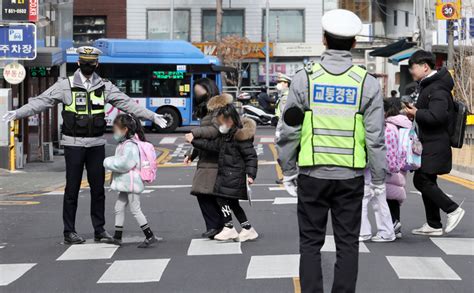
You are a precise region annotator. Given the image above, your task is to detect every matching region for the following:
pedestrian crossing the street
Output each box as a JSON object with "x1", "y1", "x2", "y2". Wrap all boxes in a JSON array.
[{"x1": 1, "y1": 235, "x2": 472, "y2": 288}]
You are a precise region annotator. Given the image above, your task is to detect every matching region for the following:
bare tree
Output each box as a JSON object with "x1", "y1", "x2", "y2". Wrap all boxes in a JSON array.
[
  {"x1": 216, "y1": 0, "x2": 223, "y2": 42},
  {"x1": 216, "y1": 35, "x2": 252, "y2": 88}
]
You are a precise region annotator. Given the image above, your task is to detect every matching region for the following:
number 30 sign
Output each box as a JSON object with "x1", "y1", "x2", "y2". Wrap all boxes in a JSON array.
[{"x1": 436, "y1": 0, "x2": 462, "y2": 20}]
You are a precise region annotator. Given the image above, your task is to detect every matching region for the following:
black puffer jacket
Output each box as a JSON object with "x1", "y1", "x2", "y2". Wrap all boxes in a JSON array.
[
  {"x1": 415, "y1": 67, "x2": 454, "y2": 175},
  {"x1": 192, "y1": 117, "x2": 258, "y2": 200}
]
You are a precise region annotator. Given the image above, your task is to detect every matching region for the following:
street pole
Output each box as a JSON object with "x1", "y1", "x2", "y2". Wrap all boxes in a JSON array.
[
  {"x1": 265, "y1": 0, "x2": 270, "y2": 93},
  {"x1": 170, "y1": 0, "x2": 174, "y2": 40},
  {"x1": 447, "y1": 19, "x2": 454, "y2": 70}
]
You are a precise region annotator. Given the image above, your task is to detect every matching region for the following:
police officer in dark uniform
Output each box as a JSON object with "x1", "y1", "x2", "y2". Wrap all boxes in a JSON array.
[{"x1": 3, "y1": 47, "x2": 167, "y2": 244}]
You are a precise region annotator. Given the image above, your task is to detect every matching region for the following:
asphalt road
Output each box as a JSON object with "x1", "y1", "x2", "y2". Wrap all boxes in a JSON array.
[{"x1": 0, "y1": 128, "x2": 473, "y2": 293}]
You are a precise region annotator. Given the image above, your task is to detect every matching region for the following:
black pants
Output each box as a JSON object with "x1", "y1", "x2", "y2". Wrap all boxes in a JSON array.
[
  {"x1": 196, "y1": 194, "x2": 224, "y2": 230},
  {"x1": 63, "y1": 145, "x2": 106, "y2": 234},
  {"x1": 216, "y1": 197, "x2": 248, "y2": 225},
  {"x1": 298, "y1": 174, "x2": 364, "y2": 293},
  {"x1": 413, "y1": 171, "x2": 458, "y2": 229},
  {"x1": 387, "y1": 199, "x2": 400, "y2": 223}
]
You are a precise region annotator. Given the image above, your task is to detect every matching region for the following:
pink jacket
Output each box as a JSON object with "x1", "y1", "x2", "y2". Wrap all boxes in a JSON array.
[{"x1": 385, "y1": 115, "x2": 412, "y2": 203}]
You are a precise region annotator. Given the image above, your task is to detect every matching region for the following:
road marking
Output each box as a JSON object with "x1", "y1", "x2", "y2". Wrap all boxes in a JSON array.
[
  {"x1": 0, "y1": 263, "x2": 36, "y2": 286},
  {"x1": 155, "y1": 147, "x2": 171, "y2": 165},
  {"x1": 268, "y1": 144, "x2": 283, "y2": 180},
  {"x1": 439, "y1": 174, "x2": 474, "y2": 190},
  {"x1": 260, "y1": 137, "x2": 275, "y2": 143},
  {"x1": 273, "y1": 197, "x2": 297, "y2": 205},
  {"x1": 42, "y1": 191, "x2": 64, "y2": 195},
  {"x1": 246, "y1": 254, "x2": 299, "y2": 279},
  {"x1": 386, "y1": 256, "x2": 461, "y2": 280},
  {"x1": 97, "y1": 259, "x2": 170, "y2": 283},
  {"x1": 159, "y1": 137, "x2": 178, "y2": 144},
  {"x1": 0, "y1": 201, "x2": 40, "y2": 206},
  {"x1": 430, "y1": 238, "x2": 474, "y2": 255},
  {"x1": 141, "y1": 190, "x2": 154, "y2": 194},
  {"x1": 293, "y1": 277, "x2": 301, "y2": 293},
  {"x1": 148, "y1": 185, "x2": 192, "y2": 189},
  {"x1": 187, "y1": 239, "x2": 241, "y2": 256},
  {"x1": 240, "y1": 199, "x2": 274, "y2": 202},
  {"x1": 57, "y1": 243, "x2": 119, "y2": 261},
  {"x1": 255, "y1": 144, "x2": 264, "y2": 156},
  {"x1": 322, "y1": 235, "x2": 370, "y2": 253},
  {"x1": 269, "y1": 186, "x2": 286, "y2": 191}
]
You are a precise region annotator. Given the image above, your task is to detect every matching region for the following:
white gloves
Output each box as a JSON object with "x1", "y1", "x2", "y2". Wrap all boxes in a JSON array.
[
  {"x1": 283, "y1": 174, "x2": 298, "y2": 197},
  {"x1": 154, "y1": 114, "x2": 168, "y2": 129},
  {"x1": 370, "y1": 183, "x2": 386, "y2": 197},
  {"x1": 2, "y1": 111, "x2": 16, "y2": 123}
]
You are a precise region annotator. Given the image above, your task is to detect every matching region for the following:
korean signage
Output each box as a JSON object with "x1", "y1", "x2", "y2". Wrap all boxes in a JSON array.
[
  {"x1": 153, "y1": 71, "x2": 185, "y2": 80},
  {"x1": 3, "y1": 62, "x2": 26, "y2": 84},
  {"x1": 273, "y1": 43, "x2": 325, "y2": 57},
  {"x1": 193, "y1": 42, "x2": 273, "y2": 59},
  {"x1": 2, "y1": 0, "x2": 38, "y2": 22},
  {"x1": 0, "y1": 23, "x2": 36, "y2": 60},
  {"x1": 258, "y1": 62, "x2": 303, "y2": 83},
  {"x1": 436, "y1": 0, "x2": 462, "y2": 20}
]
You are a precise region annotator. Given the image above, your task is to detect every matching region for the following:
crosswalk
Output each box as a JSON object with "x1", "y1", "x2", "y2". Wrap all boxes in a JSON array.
[{"x1": 1, "y1": 237, "x2": 473, "y2": 287}]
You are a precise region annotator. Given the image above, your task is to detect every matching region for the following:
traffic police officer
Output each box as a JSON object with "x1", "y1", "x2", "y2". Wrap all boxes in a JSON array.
[
  {"x1": 3, "y1": 46, "x2": 167, "y2": 244},
  {"x1": 276, "y1": 10, "x2": 386, "y2": 293},
  {"x1": 274, "y1": 73, "x2": 292, "y2": 119}
]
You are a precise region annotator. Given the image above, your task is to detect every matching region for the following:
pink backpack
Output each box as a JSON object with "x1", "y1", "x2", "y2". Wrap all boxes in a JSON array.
[{"x1": 132, "y1": 134, "x2": 157, "y2": 183}]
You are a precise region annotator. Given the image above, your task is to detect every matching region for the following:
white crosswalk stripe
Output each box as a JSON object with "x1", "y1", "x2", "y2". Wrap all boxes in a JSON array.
[
  {"x1": 259, "y1": 137, "x2": 275, "y2": 143},
  {"x1": 0, "y1": 263, "x2": 36, "y2": 286},
  {"x1": 56, "y1": 243, "x2": 119, "y2": 261},
  {"x1": 273, "y1": 197, "x2": 297, "y2": 205},
  {"x1": 430, "y1": 237, "x2": 474, "y2": 255},
  {"x1": 246, "y1": 254, "x2": 299, "y2": 279},
  {"x1": 97, "y1": 259, "x2": 170, "y2": 283},
  {"x1": 386, "y1": 256, "x2": 461, "y2": 280},
  {"x1": 159, "y1": 137, "x2": 178, "y2": 144},
  {"x1": 187, "y1": 239, "x2": 242, "y2": 256}
]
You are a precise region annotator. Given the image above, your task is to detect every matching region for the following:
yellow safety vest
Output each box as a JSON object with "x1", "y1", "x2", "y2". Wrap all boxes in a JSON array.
[{"x1": 298, "y1": 63, "x2": 367, "y2": 168}]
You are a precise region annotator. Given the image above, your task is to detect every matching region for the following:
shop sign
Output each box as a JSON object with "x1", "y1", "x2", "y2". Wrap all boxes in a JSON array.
[
  {"x1": 2, "y1": 0, "x2": 38, "y2": 22},
  {"x1": 273, "y1": 43, "x2": 325, "y2": 57},
  {"x1": 3, "y1": 62, "x2": 26, "y2": 84},
  {"x1": 193, "y1": 42, "x2": 273, "y2": 58}
]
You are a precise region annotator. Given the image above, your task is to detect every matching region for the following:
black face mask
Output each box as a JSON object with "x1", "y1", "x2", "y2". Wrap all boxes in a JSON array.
[{"x1": 79, "y1": 62, "x2": 97, "y2": 76}]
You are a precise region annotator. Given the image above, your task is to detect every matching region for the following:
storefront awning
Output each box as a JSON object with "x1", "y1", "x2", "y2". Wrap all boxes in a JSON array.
[
  {"x1": 369, "y1": 39, "x2": 416, "y2": 58},
  {"x1": 23, "y1": 47, "x2": 66, "y2": 67},
  {"x1": 388, "y1": 47, "x2": 420, "y2": 65}
]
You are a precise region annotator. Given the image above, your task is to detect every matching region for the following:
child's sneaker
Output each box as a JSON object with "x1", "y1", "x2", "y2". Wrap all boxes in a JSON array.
[
  {"x1": 214, "y1": 227, "x2": 239, "y2": 241},
  {"x1": 238, "y1": 227, "x2": 258, "y2": 242},
  {"x1": 359, "y1": 234, "x2": 372, "y2": 242},
  {"x1": 138, "y1": 236, "x2": 158, "y2": 248},
  {"x1": 371, "y1": 234, "x2": 396, "y2": 242}
]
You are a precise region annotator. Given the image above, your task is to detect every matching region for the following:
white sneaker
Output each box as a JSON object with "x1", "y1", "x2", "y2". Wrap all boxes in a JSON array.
[
  {"x1": 445, "y1": 207, "x2": 465, "y2": 233},
  {"x1": 371, "y1": 234, "x2": 396, "y2": 242},
  {"x1": 359, "y1": 235, "x2": 372, "y2": 242},
  {"x1": 214, "y1": 227, "x2": 239, "y2": 241},
  {"x1": 238, "y1": 227, "x2": 259, "y2": 242},
  {"x1": 394, "y1": 221, "x2": 402, "y2": 239},
  {"x1": 411, "y1": 223, "x2": 443, "y2": 236}
]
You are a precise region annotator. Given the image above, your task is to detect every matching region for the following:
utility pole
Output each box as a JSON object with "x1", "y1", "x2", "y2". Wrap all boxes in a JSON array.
[
  {"x1": 447, "y1": 19, "x2": 455, "y2": 70},
  {"x1": 170, "y1": 0, "x2": 174, "y2": 40},
  {"x1": 216, "y1": 0, "x2": 223, "y2": 42},
  {"x1": 265, "y1": 0, "x2": 270, "y2": 93}
]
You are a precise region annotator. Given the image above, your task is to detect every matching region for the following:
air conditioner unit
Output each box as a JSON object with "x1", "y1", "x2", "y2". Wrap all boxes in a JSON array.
[{"x1": 365, "y1": 50, "x2": 383, "y2": 75}]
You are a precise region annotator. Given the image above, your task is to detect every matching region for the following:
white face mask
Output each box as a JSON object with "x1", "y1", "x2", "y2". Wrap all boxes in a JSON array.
[
  {"x1": 276, "y1": 83, "x2": 283, "y2": 91},
  {"x1": 219, "y1": 124, "x2": 230, "y2": 134}
]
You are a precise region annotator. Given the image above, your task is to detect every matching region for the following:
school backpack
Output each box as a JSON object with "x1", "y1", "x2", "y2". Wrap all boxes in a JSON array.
[
  {"x1": 132, "y1": 134, "x2": 157, "y2": 183},
  {"x1": 398, "y1": 125, "x2": 422, "y2": 172},
  {"x1": 450, "y1": 100, "x2": 468, "y2": 148}
]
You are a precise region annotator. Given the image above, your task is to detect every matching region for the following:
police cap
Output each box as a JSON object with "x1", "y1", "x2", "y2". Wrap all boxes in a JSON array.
[
  {"x1": 277, "y1": 73, "x2": 292, "y2": 84},
  {"x1": 76, "y1": 46, "x2": 102, "y2": 62},
  {"x1": 322, "y1": 9, "x2": 362, "y2": 39}
]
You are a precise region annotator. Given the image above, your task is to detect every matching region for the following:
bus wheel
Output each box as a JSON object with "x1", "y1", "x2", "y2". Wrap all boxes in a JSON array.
[{"x1": 155, "y1": 107, "x2": 179, "y2": 133}]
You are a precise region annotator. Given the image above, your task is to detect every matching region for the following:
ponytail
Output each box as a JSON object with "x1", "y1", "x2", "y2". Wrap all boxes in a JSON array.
[{"x1": 113, "y1": 113, "x2": 147, "y2": 142}]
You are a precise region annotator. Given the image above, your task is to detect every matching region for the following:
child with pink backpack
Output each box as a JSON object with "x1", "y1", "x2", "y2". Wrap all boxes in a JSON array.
[{"x1": 103, "y1": 114, "x2": 158, "y2": 248}]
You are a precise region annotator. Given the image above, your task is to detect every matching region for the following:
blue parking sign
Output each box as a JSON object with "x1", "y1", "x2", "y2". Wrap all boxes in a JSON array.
[{"x1": 0, "y1": 23, "x2": 36, "y2": 60}]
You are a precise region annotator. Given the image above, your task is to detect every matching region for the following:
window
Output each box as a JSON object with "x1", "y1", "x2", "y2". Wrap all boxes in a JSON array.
[
  {"x1": 150, "y1": 71, "x2": 191, "y2": 97},
  {"x1": 470, "y1": 18, "x2": 474, "y2": 38},
  {"x1": 108, "y1": 64, "x2": 146, "y2": 97},
  {"x1": 263, "y1": 10, "x2": 304, "y2": 42},
  {"x1": 405, "y1": 11, "x2": 409, "y2": 27},
  {"x1": 394, "y1": 10, "x2": 398, "y2": 26},
  {"x1": 202, "y1": 9, "x2": 245, "y2": 41},
  {"x1": 73, "y1": 16, "x2": 106, "y2": 47},
  {"x1": 147, "y1": 10, "x2": 190, "y2": 41}
]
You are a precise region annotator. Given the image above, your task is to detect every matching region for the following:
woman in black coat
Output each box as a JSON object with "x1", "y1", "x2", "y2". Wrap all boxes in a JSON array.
[
  {"x1": 191, "y1": 104, "x2": 259, "y2": 242},
  {"x1": 405, "y1": 50, "x2": 464, "y2": 236}
]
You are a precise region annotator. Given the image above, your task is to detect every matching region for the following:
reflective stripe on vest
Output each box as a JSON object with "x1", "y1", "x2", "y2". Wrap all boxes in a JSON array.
[
  {"x1": 298, "y1": 63, "x2": 367, "y2": 168},
  {"x1": 64, "y1": 76, "x2": 105, "y2": 115}
]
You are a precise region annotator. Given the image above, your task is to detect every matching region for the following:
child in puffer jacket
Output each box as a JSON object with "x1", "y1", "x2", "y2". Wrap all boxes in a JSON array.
[
  {"x1": 103, "y1": 114, "x2": 157, "y2": 248},
  {"x1": 384, "y1": 98, "x2": 412, "y2": 238},
  {"x1": 360, "y1": 98, "x2": 411, "y2": 243}
]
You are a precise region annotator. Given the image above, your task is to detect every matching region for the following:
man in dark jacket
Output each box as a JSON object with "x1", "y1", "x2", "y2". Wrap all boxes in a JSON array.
[{"x1": 405, "y1": 50, "x2": 465, "y2": 236}]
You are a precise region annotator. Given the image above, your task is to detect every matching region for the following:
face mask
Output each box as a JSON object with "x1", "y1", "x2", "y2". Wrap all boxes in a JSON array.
[
  {"x1": 113, "y1": 132, "x2": 125, "y2": 142},
  {"x1": 79, "y1": 62, "x2": 97, "y2": 76},
  {"x1": 219, "y1": 124, "x2": 230, "y2": 134},
  {"x1": 276, "y1": 83, "x2": 283, "y2": 91}
]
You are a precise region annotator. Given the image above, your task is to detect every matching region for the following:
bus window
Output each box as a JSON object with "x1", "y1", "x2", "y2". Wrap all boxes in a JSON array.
[
  {"x1": 114, "y1": 79, "x2": 127, "y2": 93},
  {"x1": 150, "y1": 73, "x2": 191, "y2": 98},
  {"x1": 129, "y1": 79, "x2": 144, "y2": 96}
]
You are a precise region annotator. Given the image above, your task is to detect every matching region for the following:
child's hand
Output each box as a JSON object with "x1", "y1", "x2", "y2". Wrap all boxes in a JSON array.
[
  {"x1": 183, "y1": 156, "x2": 192, "y2": 165},
  {"x1": 185, "y1": 133, "x2": 194, "y2": 143},
  {"x1": 247, "y1": 177, "x2": 254, "y2": 185}
]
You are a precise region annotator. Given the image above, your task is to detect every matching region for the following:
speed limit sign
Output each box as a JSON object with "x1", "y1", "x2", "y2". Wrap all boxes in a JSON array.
[{"x1": 436, "y1": 0, "x2": 461, "y2": 20}]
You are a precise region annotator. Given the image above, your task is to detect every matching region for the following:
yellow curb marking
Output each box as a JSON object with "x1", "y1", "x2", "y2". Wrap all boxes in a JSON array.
[
  {"x1": 293, "y1": 277, "x2": 301, "y2": 293},
  {"x1": 268, "y1": 144, "x2": 283, "y2": 182},
  {"x1": 439, "y1": 174, "x2": 474, "y2": 190},
  {"x1": 0, "y1": 200, "x2": 40, "y2": 205}
]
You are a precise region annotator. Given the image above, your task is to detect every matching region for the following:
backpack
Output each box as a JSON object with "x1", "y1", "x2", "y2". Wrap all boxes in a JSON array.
[
  {"x1": 132, "y1": 134, "x2": 157, "y2": 183},
  {"x1": 398, "y1": 125, "x2": 422, "y2": 171},
  {"x1": 450, "y1": 100, "x2": 468, "y2": 148}
]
